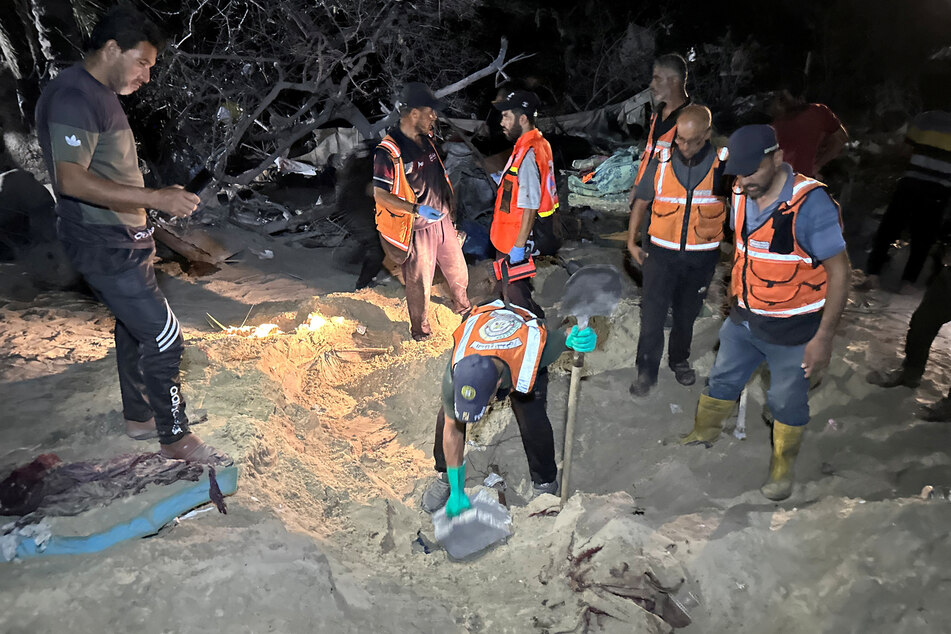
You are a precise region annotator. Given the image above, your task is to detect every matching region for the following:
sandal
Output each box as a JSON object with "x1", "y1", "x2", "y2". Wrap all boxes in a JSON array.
[
  {"x1": 126, "y1": 418, "x2": 158, "y2": 440},
  {"x1": 160, "y1": 433, "x2": 233, "y2": 466}
]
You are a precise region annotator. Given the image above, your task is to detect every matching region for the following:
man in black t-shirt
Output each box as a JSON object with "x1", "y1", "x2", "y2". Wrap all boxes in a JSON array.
[
  {"x1": 372, "y1": 83, "x2": 470, "y2": 340},
  {"x1": 35, "y1": 6, "x2": 229, "y2": 465}
]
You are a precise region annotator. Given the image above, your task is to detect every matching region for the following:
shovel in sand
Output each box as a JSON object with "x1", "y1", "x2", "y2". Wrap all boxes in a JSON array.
[
  {"x1": 559, "y1": 264, "x2": 622, "y2": 505},
  {"x1": 432, "y1": 488, "x2": 512, "y2": 560}
]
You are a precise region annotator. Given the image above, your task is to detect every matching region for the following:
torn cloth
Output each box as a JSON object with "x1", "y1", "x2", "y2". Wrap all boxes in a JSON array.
[{"x1": 0, "y1": 452, "x2": 205, "y2": 518}]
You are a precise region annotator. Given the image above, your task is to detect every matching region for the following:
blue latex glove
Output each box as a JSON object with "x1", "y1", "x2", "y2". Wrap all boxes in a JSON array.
[
  {"x1": 445, "y1": 464, "x2": 471, "y2": 518},
  {"x1": 566, "y1": 325, "x2": 597, "y2": 353},
  {"x1": 508, "y1": 245, "x2": 526, "y2": 263},
  {"x1": 417, "y1": 204, "x2": 443, "y2": 221}
]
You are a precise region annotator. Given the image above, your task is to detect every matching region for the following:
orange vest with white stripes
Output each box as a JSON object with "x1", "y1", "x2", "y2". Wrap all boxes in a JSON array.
[
  {"x1": 633, "y1": 112, "x2": 678, "y2": 187},
  {"x1": 491, "y1": 128, "x2": 559, "y2": 253},
  {"x1": 731, "y1": 174, "x2": 840, "y2": 318},
  {"x1": 374, "y1": 134, "x2": 453, "y2": 252},
  {"x1": 648, "y1": 147, "x2": 728, "y2": 251},
  {"x1": 451, "y1": 300, "x2": 547, "y2": 394}
]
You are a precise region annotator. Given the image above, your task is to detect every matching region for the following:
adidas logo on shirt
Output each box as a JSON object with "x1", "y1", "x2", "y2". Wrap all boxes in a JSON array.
[{"x1": 65, "y1": 135, "x2": 81, "y2": 147}]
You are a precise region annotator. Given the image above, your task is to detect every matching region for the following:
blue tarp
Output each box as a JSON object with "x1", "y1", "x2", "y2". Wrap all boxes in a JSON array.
[{"x1": 9, "y1": 465, "x2": 238, "y2": 559}]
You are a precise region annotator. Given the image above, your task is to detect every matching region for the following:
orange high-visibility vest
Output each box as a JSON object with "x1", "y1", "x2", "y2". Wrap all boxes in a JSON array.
[
  {"x1": 374, "y1": 134, "x2": 453, "y2": 252},
  {"x1": 648, "y1": 146, "x2": 729, "y2": 251},
  {"x1": 633, "y1": 112, "x2": 679, "y2": 187},
  {"x1": 731, "y1": 174, "x2": 841, "y2": 317},
  {"x1": 491, "y1": 128, "x2": 559, "y2": 253},
  {"x1": 451, "y1": 300, "x2": 547, "y2": 394}
]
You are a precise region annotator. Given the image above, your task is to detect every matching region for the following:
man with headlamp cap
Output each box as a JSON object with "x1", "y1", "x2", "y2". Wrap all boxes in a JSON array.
[
  {"x1": 680, "y1": 124, "x2": 850, "y2": 501},
  {"x1": 490, "y1": 89, "x2": 560, "y2": 314},
  {"x1": 420, "y1": 299, "x2": 597, "y2": 516}
]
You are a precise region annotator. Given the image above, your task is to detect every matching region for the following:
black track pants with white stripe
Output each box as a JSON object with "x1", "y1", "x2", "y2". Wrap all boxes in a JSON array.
[{"x1": 63, "y1": 241, "x2": 191, "y2": 443}]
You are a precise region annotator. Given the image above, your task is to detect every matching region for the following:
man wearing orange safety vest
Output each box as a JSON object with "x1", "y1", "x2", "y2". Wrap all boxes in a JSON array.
[
  {"x1": 373, "y1": 82, "x2": 470, "y2": 341},
  {"x1": 626, "y1": 105, "x2": 729, "y2": 397},
  {"x1": 491, "y1": 90, "x2": 559, "y2": 314},
  {"x1": 681, "y1": 125, "x2": 850, "y2": 502},
  {"x1": 419, "y1": 299, "x2": 597, "y2": 516},
  {"x1": 630, "y1": 54, "x2": 692, "y2": 207}
]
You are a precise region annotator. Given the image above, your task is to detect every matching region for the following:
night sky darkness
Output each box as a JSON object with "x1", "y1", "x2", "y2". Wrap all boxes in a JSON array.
[{"x1": 460, "y1": 0, "x2": 951, "y2": 116}]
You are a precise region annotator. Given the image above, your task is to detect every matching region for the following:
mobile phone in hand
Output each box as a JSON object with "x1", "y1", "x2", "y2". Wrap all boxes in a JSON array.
[{"x1": 185, "y1": 167, "x2": 213, "y2": 194}]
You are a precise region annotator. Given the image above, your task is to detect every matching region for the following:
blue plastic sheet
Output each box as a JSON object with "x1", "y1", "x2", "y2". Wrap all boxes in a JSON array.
[{"x1": 12, "y1": 465, "x2": 238, "y2": 559}]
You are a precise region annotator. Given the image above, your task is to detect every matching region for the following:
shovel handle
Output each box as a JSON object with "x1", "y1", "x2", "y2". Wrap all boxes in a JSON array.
[{"x1": 561, "y1": 351, "x2": 585, "y2": 505}]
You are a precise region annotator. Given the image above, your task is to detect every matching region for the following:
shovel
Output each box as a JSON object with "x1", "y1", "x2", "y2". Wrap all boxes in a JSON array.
[
  {"x1": 432, "y1": 488, "x2": 512, "y2": 560},
  {"x1": 559, "y1": 265, "x2": 622, "y2": 505}
]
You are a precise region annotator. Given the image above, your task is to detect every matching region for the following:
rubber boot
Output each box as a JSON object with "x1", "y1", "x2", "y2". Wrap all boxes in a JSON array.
[
  {"x1": 680, "y1": 393, "x2": 736, "y2": 446},
  {"x1": 760, "y1": 421, "x2": 806, "y2": 501}
]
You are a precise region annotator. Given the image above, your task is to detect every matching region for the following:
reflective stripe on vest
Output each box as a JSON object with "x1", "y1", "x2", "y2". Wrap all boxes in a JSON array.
[
  {"x1": 731, "y1": 174, "x2": 836, "y2": 318},
  {"x1": 737, "y1": 296, "x2": 826, "y2": 317},
  {"x1": 650, "y1": 235, "x2": 720, "y2": 251},
  {"x1": 735, "y1": 241, "x2": 814, "y2": 264},
  {"x1": 452, "y1": 300, "x2": 545, "y2": 394}
]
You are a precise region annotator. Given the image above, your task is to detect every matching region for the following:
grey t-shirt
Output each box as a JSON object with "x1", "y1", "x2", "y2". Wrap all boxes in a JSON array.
[
  {"x1": 35, "y1": 63, "x2": 151, "y2": 248},
  {"x1": 516, "y1": 147, "x2": 542, "y2": 210}
]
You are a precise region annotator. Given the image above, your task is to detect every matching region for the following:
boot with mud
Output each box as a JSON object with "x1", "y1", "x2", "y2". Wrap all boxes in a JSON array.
[
  {"x1": 160, "y1": 433, "x2": 233, "y2": 466},
  {"x1": 760, "y1": 421, "x2": 805, "y2": 501},
  {"x1": 680, "y1": 392, "x2": 736, "y2": 446},
  {"x1": 421, "y1": 472, "x2": 450, "y2": 513}
]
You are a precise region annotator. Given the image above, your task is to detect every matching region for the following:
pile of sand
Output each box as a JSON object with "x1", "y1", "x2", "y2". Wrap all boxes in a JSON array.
[{"x1": 4, "y1": 243, "x2": 951, "y2": 633}]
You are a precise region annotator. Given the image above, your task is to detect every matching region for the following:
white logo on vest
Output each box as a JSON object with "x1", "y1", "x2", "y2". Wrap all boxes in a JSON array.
[{"x1": 478, "y1": 314, "x2": 521, "y2": 342}]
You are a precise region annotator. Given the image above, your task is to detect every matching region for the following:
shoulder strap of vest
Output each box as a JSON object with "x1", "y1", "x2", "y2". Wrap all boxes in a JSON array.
[
  {"x1": 783, "y1": 174, "x2": 825, "y2": 209},
  {"x1": 509, "y1": 130, "x2": 543, "y2": 170},
  {"x1": 378, "y1": 136, "x2": 401, "y2": 159}
]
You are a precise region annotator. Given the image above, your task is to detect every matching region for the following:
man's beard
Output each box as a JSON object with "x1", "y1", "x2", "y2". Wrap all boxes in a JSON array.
[
  {"x1": 505, "y1": 122, "x2": 523, "y2": 142},
  {"x1": 742, "y1": 183, "x2": 765, "y2": 199}
]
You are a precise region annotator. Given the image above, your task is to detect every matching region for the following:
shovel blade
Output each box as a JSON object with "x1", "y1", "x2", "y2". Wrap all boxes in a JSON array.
[
  {"x1": 433, "y1": 490, "x2": 512, "y2": 560},
  {"x1": 561, "y1": 264, "x2": 623, "y2": 326}
]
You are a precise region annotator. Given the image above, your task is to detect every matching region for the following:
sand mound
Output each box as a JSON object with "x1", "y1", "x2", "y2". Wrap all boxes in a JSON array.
[{"x1": 188, "y1": 289, "x2": 461, "y2": 534}]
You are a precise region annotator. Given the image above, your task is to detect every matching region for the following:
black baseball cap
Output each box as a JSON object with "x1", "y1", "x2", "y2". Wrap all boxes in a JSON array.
[
  {"x1": 399, "y1": 82, "x2": 446, "y2": 111},
  {"x1": 724, "y1": 124, "x2": 781, "y2": 176},
  {"x1": 452, "y1": 355, "x2": 501, "y2": 423},
  {"x1": 494, "y1": 90, "x2": 540, "y2": 114}
]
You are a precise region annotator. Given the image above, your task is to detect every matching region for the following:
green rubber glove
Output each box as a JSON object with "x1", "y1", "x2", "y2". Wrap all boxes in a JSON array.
[
  {"x1": 566, "y1": 325, "x2": 597, "y2": 353},
  {"x1": 445, "y1": 464, "x2": 471, "y2": 518}
]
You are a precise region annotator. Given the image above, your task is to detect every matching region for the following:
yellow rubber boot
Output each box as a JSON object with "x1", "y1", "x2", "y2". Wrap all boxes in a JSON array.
[
  {"x1": 760, "y1": 421, "x2": 806, "y2": 501},
  {"x1": 680, "y1": 393, "x2": 736, "y2": 447}
]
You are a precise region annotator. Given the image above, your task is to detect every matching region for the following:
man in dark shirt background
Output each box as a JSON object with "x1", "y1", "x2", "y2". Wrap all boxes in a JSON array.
[
  {"x1": 372, "y1": 83, "x2": 469, "y2": 340},
  {"x1": 35, "y1": 5, "x2": 230, "y2": 464},
  {"x1": 770, "y1": 86, "x2": 848, "y2": 180}
]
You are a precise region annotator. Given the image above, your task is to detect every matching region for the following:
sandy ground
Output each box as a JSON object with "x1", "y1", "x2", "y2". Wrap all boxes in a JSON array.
[{"x1": 2, "y1": 230, "x2": 951, "y2": 634}]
